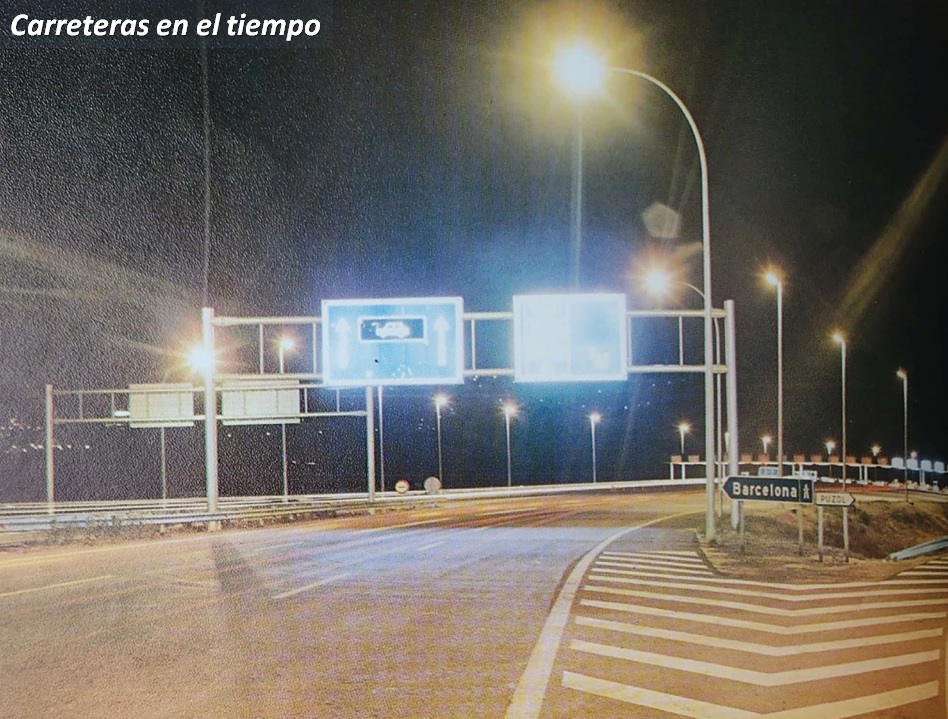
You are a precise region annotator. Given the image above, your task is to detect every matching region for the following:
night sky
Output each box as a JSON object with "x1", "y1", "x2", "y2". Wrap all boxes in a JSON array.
[{"x1": 0, "y1": 1, "x2": 946, "y2": 501}]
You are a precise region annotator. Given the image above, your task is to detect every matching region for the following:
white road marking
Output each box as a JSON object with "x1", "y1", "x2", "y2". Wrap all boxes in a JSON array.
[
  {"x1": 587, "y1": 571, "x2": 948, "y2": 601},
  {"x1": 272, "y1": 573, "x2": 349, "y2": 600},
  {"x1": 574, "y1": 615, "x2": 942, "y2": 655},
  {"x1": 503, "y1": 511, "x2": 697, "y2": 719},
  {"x1": 416, "y1": 540, "x2": 446, "y2": 552},
  {"x1": 562, "y1": 672, "x2": 939, "y2": 719},
  {"x1": 579, "y1": 598, "x2": 946, "y2": 634},
  {"x1": 602, "y1": 550, "x2": 699, "y2": 557},
  {"x1": 583, "y1": 583, "x2": 948, "y2": 616},
  {"x1": 598, "y1": 553, "x2": 707, "y2": 564},
  {"x1": 595, "y1": 560, "x2": 714, "y2": 576},
  {"x1": 246, "y1": 541, "x2": 304, "y2": 554},
  {"x1": 570, "y1": 639, "x2": 939, "y2": 686},
  {"x1": 0, "y1": 574, "x2": 113, "y2": 599}
]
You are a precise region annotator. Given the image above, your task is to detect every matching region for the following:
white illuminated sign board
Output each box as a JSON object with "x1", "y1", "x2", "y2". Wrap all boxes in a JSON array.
[
  {"x1": 512, "y1": 293, "x2": 628, "y2": 382},
  {"x1": 322, "y1": 297, "x2": 464, "y2": 386}
]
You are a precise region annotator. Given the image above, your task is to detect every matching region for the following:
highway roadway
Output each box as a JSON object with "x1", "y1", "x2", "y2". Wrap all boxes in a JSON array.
[{"x1": 2, "y1": 489, "x2": 947, "y2": 718}]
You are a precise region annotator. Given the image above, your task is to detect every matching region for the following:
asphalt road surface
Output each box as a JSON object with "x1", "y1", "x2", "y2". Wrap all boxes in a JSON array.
[{"x1": 2, "y1": 489, "x2": 946, "y2": 718}]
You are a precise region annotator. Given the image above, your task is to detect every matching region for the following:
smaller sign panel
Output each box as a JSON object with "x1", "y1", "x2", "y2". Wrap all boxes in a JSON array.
[
  {"x1": 221, "y1": 379, "x2": 301, "y2": 426},
  {"x1": 723, "y1": 476, "x2": 814, "y2": 504},
  {"x1": 128, "y1": 383, "x2": 195, "y2": 428},
  {"x1": 816, "y1": 492, "x2": 855, "y2": 507},
  {"x1": 513, "y1": 293, "x2": 627, "y2": 383}
]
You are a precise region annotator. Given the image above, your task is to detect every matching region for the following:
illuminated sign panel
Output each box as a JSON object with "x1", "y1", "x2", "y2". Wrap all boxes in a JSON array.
[
  {"x1": 322, "y1": 297, "x2": 464, "y2": 386},
  {"x1": 512, "y1": 293, "x2": 628, "y2": 382}
]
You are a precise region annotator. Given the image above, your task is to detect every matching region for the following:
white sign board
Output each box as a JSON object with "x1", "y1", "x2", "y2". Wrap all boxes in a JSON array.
[
  {"x1": 128, "y1": 383, "x2": 195, "y2": 428},
  {"x1": 512, "y1": 293, "x2": 627, "y2": 383},
  {"x1": 221, "y1": 379, "x2": 301, "y2": 426}
]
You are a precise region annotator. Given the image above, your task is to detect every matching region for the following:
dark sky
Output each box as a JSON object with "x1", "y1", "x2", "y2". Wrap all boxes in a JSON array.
[{"x1": 0, "y1": 1, "x2": 946, "y2": 499}]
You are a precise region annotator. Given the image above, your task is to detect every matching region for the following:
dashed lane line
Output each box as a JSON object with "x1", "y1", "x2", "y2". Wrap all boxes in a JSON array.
[
  {"x1": 0, "y1": 574, "x2": 114, "y2": 599},
  {"x1": 570, "y1": 639, "x2": 939, "y2": 686},
  {"x1": 561, "y1": 672, "x2": 939, "y2": 719},
  {"x1": 574, "y1": 615, "x2": 942, "y2": 656},
  {"x1": 271, "y1": 573, "x2": 349, "y2": 600},
  {"x1": 579, "y1": 598, "x2": 946, "y2": 634}
]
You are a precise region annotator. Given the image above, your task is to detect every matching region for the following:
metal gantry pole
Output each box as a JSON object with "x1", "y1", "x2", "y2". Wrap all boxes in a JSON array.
[
  {"x1": 378, "y1": 386, "x2": 386, "y2": 493},
  {"x1": 776, "y1": 280, "x2": 784, "y2": 477},
  {"x1": 365, "y1": 386, "x2": 376, "y2": 502},
  {"x1": 725, "y1": 300, "x2": 740, "y2": 531},
  {"x1": 202, "y1": 307, "x2": 219, "y2": 514},
  {"x1": 505, "y1": 412, "x2": 513, "y2": 488},
  {"x1": 436, "y1": 402, "x2": 444, "y2": 483},
  {"x1": 590, "y1": 419, "x2": 598, "y2": 484},
  {"x1": 160, "y1": 426, "x2": 168, "y2": 504},
  {"x1": 44, "y1": 384, "x2": 55, "y2": 514},
  {"x1": 570, "y1": 106, "x2": 584, "y2": 289}
]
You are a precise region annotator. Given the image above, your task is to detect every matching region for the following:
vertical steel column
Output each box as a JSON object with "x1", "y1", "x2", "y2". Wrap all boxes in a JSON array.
[
  {"x1": 44, "y1": 384, "x2": 55, "y2": 514},
  {"x1": 725, "y1": 300, "x2": 740, "y2": 530},
  {"x1": 202, "y1": 307, "x2": 219, "y2": 513},
  {"x1": 365, "y1": 386, "x2": 376, "y2": 502}
]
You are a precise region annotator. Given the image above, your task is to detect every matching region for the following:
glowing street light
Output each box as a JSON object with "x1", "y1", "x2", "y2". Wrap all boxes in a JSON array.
[
  {"x1": 554, "y1": 45, "x2": 718, "y2": 540},
  {"x1": 187, "y1": 345, "x2": 215, "y2": 376},
  {"x1": 434, "y1": 393, "x2": 449, "y2": 484},
  {"x1": 589, "y1": 412, "x2": 602, "y2": 483},
  {"x1": 825, "y1": 439, "x2": 837, "y2": 458},
  {"x1": 871, "y1": 443, "x2": 882, "y2": 482},
  {"x1": 503, "y1": 403, "x2": 518, "y2": 488},
  {"x1": 764, "y1": 270, "x2": 784, "y2": 476},
  {"x1": 677, "y1": 421, "x2": 691, "y2": 457},
  {"x1": 761, "y1": 434, "x2": 772, "y2": 458},
  {"x1": 277, "y1": 335, "x2": 295, "y2": 374}
]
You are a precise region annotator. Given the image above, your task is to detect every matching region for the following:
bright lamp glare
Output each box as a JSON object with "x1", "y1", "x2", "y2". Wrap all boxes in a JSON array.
[
  {"x1": 553, "y1": 43, "x2": 606, "y2": 99},
  {"x1": 643, "y1": 269, "x2": 672, "y2": 296},
  {"x1": 832, "y1": 331, "x2": 845, "y2": 345},
  {"x1": 589, "y1": 412, "x2": 602, "y2": 424},
  {"x1": 434, "y1": 393, "x2": 449, "y2": 408},
  {"x1": 764, "y1": 271, "x2": 780, "y2": 287},
  {"x1": 188, "y1": 345, "x2": 215, "y2": 375},
  {"x1": 279, "y1": 336, "x2": 295, "y2": 351},
  {"x1": 503, "y1": 403, "x2": 518, "y2": 418}
]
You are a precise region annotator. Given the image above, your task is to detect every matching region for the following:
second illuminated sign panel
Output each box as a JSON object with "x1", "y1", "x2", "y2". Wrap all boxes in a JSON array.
[{"x1": 513, "y1": 293, "x2": 628, "y2": 382}]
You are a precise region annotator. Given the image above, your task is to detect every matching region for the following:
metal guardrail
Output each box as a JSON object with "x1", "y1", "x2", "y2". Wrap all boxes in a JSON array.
[{"x1": 0, "y1": 479, "x2": 706, "y2": 533}]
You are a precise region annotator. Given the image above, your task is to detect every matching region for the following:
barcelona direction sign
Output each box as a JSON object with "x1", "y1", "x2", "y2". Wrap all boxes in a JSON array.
[
  {"x1": 322, "y1": 297, "x2": 464, "y2": 387},
  {"x1": 724, "y1": 476, "x2": 814, "y2": 504},
  {"x1": 815, "y1": 492, "x2": 855, "y2": 507}
]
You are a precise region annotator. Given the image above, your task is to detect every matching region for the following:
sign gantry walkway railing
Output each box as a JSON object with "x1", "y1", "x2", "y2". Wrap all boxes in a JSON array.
[{"x1": 43, "y1": 295, "x2": 740, "y2": 534}]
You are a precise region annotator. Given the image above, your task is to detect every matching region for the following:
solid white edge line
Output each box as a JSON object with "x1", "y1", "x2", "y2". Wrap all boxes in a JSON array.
[{"x1": 503, "y1": 511, "x2": 695, "y2": 719}]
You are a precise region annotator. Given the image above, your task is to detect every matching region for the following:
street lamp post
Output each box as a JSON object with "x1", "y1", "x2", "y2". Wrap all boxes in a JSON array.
[
  {"x1": 897, "y1": 368, "x2": 908, "y2": 495},
  {"x1": 678, "y1": 421, "x2": 691, "y2": 457},
  {"x1": 503, "y1": 403, "x2": 517, "y2": 488},
  {"x1": 761, "y1": 434, "x2": 772, "y2": 459},
  {"x1": 277, "y1": 336, "x2": 294, "y2": 501},
  {"x1": 832, "y1": 331, "x2": 849, "y2": 560},
  {"x1": 434, "y1": 394, "x2": 448, "y2": 485},
  {"x1": 554, "y1": 50, "x2": 717, "y2": 541},
  {"x1": 589, "y1": 412, "x2": 601, "y2": 483},
  {"x1": 765, "y1": 271, "x2": 784, "y2": 476},
  {"x1": 832, "y1": 333, "x2": 848, "y2": 490}
]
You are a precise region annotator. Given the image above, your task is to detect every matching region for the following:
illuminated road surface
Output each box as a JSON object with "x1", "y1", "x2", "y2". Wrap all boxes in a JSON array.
[{"x1": 2, "y1": 490, "x2": 945, "y2": 718}]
